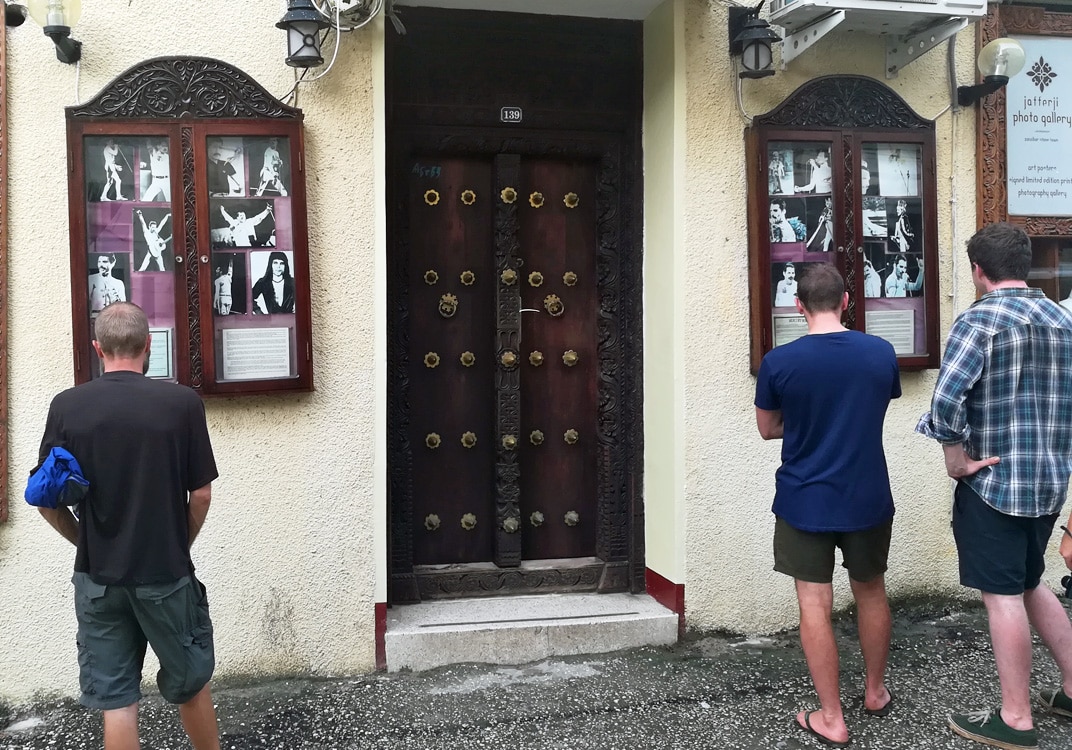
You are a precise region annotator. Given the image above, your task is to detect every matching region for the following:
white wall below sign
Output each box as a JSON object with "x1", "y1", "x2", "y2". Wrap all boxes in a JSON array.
[{"x1": 1007, "y1": 36, "x2": 1072, "y2": 216}]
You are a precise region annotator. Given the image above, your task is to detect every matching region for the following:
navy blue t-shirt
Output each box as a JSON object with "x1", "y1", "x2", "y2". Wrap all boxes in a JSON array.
[{"x1": 755, "y1": 330, "x2": 901, "y2": 532}]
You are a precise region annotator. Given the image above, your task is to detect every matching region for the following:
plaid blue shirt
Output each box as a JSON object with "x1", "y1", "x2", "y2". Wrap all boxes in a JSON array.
[{"x1": 916, "y1": 287, "x2": 1072, "y2": 517}]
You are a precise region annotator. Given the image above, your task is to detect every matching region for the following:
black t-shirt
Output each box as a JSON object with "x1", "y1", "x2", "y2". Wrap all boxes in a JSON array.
[{"x1": 38, "y1": 371, "x2": 218, "y2": 585}]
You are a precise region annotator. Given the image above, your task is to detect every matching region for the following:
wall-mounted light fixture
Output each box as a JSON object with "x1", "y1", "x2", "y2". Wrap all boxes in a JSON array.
[
  {"x1": 729, "y1": 1, "x2": 781, "y2": 80},
  {"x1": 26, "y1": 0, "x2": 81, "y2": 64},
  {"x1": 957, "y1": 37, "x2": 1026, "y2": 107},
  {"x1": 4, "y1": 1, "x2": 27, "y2": 28},
  {"x1": 277, "y1": 0, "x2": 332, "y2": 69}
]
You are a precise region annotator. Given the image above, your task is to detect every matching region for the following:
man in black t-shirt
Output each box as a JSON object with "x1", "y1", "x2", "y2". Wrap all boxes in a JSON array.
[{"x1": 36, "y1": 302, "x2": 221, "y2": 750}]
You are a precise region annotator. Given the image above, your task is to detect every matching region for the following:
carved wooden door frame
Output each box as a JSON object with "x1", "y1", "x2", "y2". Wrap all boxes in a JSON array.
[{"x1": 387, "y1": 128, "x2": 644, "y2": 602}]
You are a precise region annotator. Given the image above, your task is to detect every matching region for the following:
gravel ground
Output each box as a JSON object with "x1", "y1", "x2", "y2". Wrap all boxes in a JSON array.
[{"x1": 3, "y1": 598, "x2": 1072, "y2": 749}]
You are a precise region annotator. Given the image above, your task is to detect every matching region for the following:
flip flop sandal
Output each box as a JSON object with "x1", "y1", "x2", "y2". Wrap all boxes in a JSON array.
[
  {"x1": 864, "y1": 690, "x2": 895, "y2": 717},
  {"x1": 797, "y1": 710, "x2": 851, "y2": 748}
]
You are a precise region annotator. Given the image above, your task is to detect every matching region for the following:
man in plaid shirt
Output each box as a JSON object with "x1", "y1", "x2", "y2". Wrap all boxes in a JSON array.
[{"x1": 918, "y1": 222, "x2": 1072, "y2": 750}]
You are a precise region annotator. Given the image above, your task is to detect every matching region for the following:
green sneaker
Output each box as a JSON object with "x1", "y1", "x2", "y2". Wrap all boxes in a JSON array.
[
  {"x1": 948, "y1": 708, "x2": 1037, "y2": 750},
  {"x1": 1038, "y1": 688, "x2": 1072, "y2": 719}
]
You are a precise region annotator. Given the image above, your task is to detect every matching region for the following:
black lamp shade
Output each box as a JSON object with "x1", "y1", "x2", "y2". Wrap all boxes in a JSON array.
[
  {"x1": 277, "y1": 0, "x2": 331, "y2": 69},
  {"x1": 733, "y1": 17, "x2": 780, "y2": 80}
]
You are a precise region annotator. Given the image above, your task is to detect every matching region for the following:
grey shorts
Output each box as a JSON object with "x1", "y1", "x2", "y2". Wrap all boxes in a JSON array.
[
  {"x1": 73, "y1": 572, "x2": 215, "y2": 710},
  {"x1": 773, "y1": 516, "x2": 893, "y2": 584}
]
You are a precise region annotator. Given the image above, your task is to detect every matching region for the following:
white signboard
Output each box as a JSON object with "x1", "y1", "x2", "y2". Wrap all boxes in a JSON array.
[
  {"x1": 772, "y1": 314, "x2": 809, "y2": 348},
  {"x1": 1007, "y1": 37, "x2": 1072, "y2": 216},
  {"x1": 146, "y1": 327, "x2": 173, "y2": 379},
  {"x1": 865, "y1": 309, "x2": 915, "y2": 356},
  {"x1": 221, "y1": 327, "x2": 292, "y2": 381}
]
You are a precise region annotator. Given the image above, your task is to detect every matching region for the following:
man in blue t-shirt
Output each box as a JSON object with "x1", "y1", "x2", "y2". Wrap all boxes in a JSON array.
[{"x1": 755, "y1": 263, "x2": 901, "y2": 748}]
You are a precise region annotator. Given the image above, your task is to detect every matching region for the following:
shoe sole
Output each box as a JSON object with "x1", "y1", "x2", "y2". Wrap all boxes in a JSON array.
[
  {"x1": 948, "y1": 717, "x2": 1038, "y2": 750},
  {"x1": 1037, "y1": 692, "x2": 1072, "y2": 719}
]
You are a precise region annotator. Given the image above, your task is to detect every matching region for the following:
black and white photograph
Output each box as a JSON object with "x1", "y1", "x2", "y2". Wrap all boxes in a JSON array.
[
  {"x1": 770, "y1": 260, "x2": 830, "y2": 308},
  {"x1": 877, "y1": 143, "x2": 921, "y2": 196},
  {"x1": 887, "y1": 197, "x2": 922, "y2": 255},
  {"x1": 805, "y1": 196, "x2": 835, "y2": 253},
  {"x1": 210, "y1": 199, "x2": 276, "y2": 248},
  {"x1": 861, "y1": 144, "x2": 880, "y2": 195},
  {"x1": 769, "y1": 196, "x2": 808, "y2": 244},
  {"x1": 87, "y1": 252, "x2": 129, "y2": 314},
  {"x1": 863, "y1": 249, "x2": 923, "y2": 299},
  {"x1": 138, "y1": 139, "x2": 171, "y2": 203},
  {"x1": 132, "y1": 207, "x2": 173, "y2": 272},
  {"x1": 768, "y1": 145, "x2": 794, "y2": 195},
  {"x1": 792, "y1": 146, "x2": 832, "y2": 194},
  {"x1": 247, "y1": 137, "x2": 290, "y2": 197},
  {"x1": 85, "y1": 137, "x2": 136, "y2": 203},
  {"x1": 206, "y1": 136, "x2": 246, "y2": 197},
  {"x1": 212, "y1": 252, "x2": 248, "y2": 316},
  {"x1": 250, "y1": 250, "x2": 296, "y2": 315},
  {"x1": 861, "y1": 195, "x2": 887, "y2": 238},
  {"x1": 863, "y1": 245, "x2": 886, "y2": 298},
  {"x1": 772, "y1": 261, "x2": 798, "y2": 308}
]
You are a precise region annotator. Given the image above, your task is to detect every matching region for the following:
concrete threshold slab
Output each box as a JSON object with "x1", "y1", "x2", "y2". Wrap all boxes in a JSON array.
[{"x1": 385, "y1": 592, "x2": 678, "y2": 672}]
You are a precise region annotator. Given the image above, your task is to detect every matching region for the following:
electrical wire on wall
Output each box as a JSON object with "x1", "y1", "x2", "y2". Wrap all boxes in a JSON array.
[
  {"x1": 281, "y1": 0, "x2": 386, "y2": 106},
  {"x1": 734, "y1": 59, "x2": 755, "y2": 124}
]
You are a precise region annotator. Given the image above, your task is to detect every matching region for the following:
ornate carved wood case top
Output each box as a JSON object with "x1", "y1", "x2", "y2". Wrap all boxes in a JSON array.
[
  {"x1": 65, "y1": 57, "x2": 313, "y2": 395},
  {"x1": 386, "y1": 9, "x2": 645, "y2": 602},
  {"x1": 747, "y1": 75, "x2": 940, "y2": 371}
]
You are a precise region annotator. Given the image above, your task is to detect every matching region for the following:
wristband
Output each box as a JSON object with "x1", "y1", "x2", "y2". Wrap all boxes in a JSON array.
[{"x1": 1062, "y1": 525, "x2": 1072, "y2": 540}]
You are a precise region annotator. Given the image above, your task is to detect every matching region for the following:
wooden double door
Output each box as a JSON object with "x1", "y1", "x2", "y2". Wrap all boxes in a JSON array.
[
  {"x1": 388, "y1": 131, "x2": 643, "y2": 602},
  {"x1": 409, "y1": 151, "x2": 598, "y2": 565}
]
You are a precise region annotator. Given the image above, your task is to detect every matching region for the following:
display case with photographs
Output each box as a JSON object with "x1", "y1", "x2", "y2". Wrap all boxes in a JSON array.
[
  {"x1": 859, "y1": 142, "x2": 929, "y2": 358},
  {"x1": 746, "y1": 77, "x2": 940, "y2": 372},
  {"x1": 81, "y1": 133, "x2": 179, "y2": 381},
  {"x1": 65, "y1": 58, "x2": 312, "y2": 395}
]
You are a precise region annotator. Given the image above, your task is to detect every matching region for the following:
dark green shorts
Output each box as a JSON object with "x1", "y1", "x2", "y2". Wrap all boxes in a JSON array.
[
  {"x1": 72, "y1": 572, "x2": 215, "y2": 710},
  {"x1": 773, "y1": 516, "x2": 893, "y2": 584}
]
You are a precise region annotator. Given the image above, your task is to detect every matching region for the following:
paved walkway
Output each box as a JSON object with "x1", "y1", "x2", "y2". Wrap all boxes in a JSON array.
[{"x1": 3, "y1": 598, "x2": 1072, "y2": 749}]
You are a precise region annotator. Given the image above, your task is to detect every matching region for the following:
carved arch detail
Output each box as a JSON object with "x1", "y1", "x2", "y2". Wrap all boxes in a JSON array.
[
  {"x1": 756, "y1": 75, "x2": 931, "y2": 130},
  {"x1": 68, "y1": 56, "x2": 300, "y2": 120}
]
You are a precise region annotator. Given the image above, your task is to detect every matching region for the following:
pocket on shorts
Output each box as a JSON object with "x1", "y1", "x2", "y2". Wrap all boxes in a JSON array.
[{"x1": 134, "y1": 576, "x2": 190, "y2": 603}]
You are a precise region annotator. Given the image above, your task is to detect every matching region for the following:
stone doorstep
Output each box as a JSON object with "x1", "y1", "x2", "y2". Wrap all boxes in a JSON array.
[{"x1": 384, "y1": 592, "x2": 679, "y2": 673}]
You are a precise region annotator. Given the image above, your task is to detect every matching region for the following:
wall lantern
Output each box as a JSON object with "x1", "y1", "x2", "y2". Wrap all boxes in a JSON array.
[
  {"x1": 957, "y1": 37, "x2": 1026, "y2": 107},
  {"x1": 26, "y1": 0, "x2": 81, "y2": 64},
  {"x1": 729, "y1": 2, "x2": 781, "y2": 80},
  {"x1": 277, "y1": 0, "x2": 332, "y2": 69}
]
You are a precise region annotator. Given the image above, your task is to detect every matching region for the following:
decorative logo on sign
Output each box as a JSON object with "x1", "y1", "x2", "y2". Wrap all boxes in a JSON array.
[{"x1": 1029, "y1": 57, "x2": 1058, "y2": 93}]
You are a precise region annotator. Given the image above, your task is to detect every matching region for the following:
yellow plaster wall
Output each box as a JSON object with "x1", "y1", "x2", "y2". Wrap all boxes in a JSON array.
[
  {"x1": 643, "y1": 0, "x2": 687, "y2": 585},
  {"x1": 680, "y1": 0, "x2": 983, "y2": 632},
  {"x1": 0, "y1": 2, "x2": 382, "y2": 702}
]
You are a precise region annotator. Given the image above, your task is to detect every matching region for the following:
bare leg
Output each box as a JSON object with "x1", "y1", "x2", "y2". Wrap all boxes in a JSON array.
[
  {"x1": 850, "y1": 575, "x2": 891, "y2": 711},
  {"x1": 102, "y1": 703, "x2": 140, "y2": 750},
  {"x1": 178, "y1": 684, "x2": 221, "y2": 750},
  {"x1": 982, "y1": 591, "x2": 1034, "y2": 731},
  {"x1": 795, "y1": 580, "x2": 850, "y2": 744},
  {"x1": 1024, "y1": 585, "x2": 1072, "y2": 695}
]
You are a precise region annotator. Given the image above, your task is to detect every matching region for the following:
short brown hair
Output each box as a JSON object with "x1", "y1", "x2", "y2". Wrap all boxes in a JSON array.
[
  {"x1": 94, "y1": 302, "x2": 149, "y2": 358},
  {"x1": 966, "y1": 222, "x2": 1031, "y2": 282},
  {"x1": 796, "y1": 264, "x2": 844, "y2": 313}
]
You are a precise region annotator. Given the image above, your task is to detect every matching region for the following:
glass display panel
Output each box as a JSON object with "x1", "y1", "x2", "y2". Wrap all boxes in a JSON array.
[
  {"x1": 767, "y1": 141, "x2": 837, "y2": 346},
  {"x1": 208, "y1": 134, "x2": 299, "y2": 382},
  {"x1": 860, "y1": 142, "x2": 928, "y2": 357},
  {"x1": 1029, "y1": 240, "x2": 1072, "y2": 309},
  {"x1": 83, "y1": 135, "x2": 177, "y2": 381}
]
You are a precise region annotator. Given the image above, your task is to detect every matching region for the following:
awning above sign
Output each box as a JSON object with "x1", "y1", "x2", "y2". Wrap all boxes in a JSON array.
[{"x1": 770, "y1": 0, "x2": 986, "y2": 76}]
